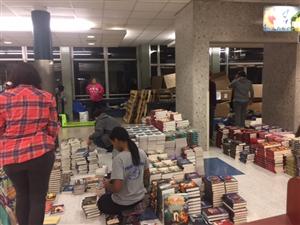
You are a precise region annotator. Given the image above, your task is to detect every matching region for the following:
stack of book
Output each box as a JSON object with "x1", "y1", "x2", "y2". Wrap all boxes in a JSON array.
[
  {"x1": 179, "y1": 181, "x2": 201, "y2": 217},
  {"x1": 87, "y1": 151, "x2": 99, "y2": 173},
  {"x1": 177, "y1": 157, "x2": 195, "y2": 174},
  {"x1": 156, "y1": 120, "x2": 176, "y2": 132},
  {"x1": 60, "y1": 140, "x2": 72, "y2": 173},
  {"x1": 265, "y1": 147, "x2": 291, "y2": 173},
  {"x1": 194, "y1": 147, "x2": 204, "y2": 175},
  {"x1": 187, "y1": 129, "x2": 199, "y2": 147},
  {"x1": 84, "y1": 177, "x2": 100, "y2": 193},
  {"x1": 73, "y1": 179, "x2": 86, "y2": 195},
  {"x1": 202, "y1": 207, "x2": 229, "y2": 224},
  {"x1": 74, "y1": 148, "x2": 89, "y2": 174},
  {"x1": 175, "y1": 130, "x2": 188, "y2": 157},
  {"x1": 48, "y1": 160, "x2": 62, "y2": 194},
  {"x1": 254, "y1": 142, "x2": 281, "y2": 169},
  {"x1": 230, "y1": 141, "x2": 245, "y2": 159},
  {"x1": 43, "y1": 215, "x2": 61, "y2": 225},
  {"x1": 239, "y1": 149, "x2": 255, "y2": 164},
  {"x1": 220, "y1": 176, "x2": 238, "y2": 194},
  {"x1": 70, "y1": 139, "x2": 85, "y2": 170},
  {"x1": 223, "y1": 193, "x2": 247, "y2": 224},
  {"x1": 222, "y1": 140, "x2": 231, "y2": 156},
  {"x1": 82, "y1": 196, "x2": 101, "y2": 219},
  {"x1": 165, "y1": 132, "x2": 176, "y2": 158},
  {"x1": 204, "y1": 176, "x2": 226, "y2": 207},
  {"x1": 182, "y1": 147, "x2": 196, "y2": 164},
  {"x1": 61, "y1": 172, "x2": 72, "y2": 190},
  {"x1": 176, "y1": 120, "x2": 190, "y2": 129},
  {"x1": 212, "y1": 219, "x2": 234, "y2": 225},
  {"x1": 106, "y1": 215, "x2": 120, "y2": 225},
  {"x1": 170, "y1": 112, "x2": 183, "y2": 121}
]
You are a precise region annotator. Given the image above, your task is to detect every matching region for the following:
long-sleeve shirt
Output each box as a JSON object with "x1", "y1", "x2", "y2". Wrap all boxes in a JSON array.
[
  {"x1": 0, "y1": 85, "x2": 59, "y2": 167},
  {"x1": 229, "y1": 77, "x2": 254, "y2": 102},
  {"x1": 86, "y1": 83, "x2": 105, "y2": 102}
]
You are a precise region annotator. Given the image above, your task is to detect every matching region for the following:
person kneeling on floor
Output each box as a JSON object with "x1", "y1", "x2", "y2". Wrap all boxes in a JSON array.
[
  {"x1": 87, "y1": 108, "x2": 121, "y2": 152},
  {"x1": 97, "y1": 127, "x2": 150, "y2": 217}
]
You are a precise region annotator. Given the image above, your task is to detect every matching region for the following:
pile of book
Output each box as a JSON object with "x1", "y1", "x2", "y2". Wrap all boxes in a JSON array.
[
  {"x1": 239, "y1": 149, "x2": 255, "y2": 164},
  {"x1": 74, "y1": 148, "x2": 89, "y2": 174},
  {"x1": 165, "y1": 132, "x2": 176, "y2": 158},
  {"x1": 202, "y1": 207, "x2": 229, "y2": 224},
  {"x1": 70, "y1": 138, "x2": 86, "y2": 170},
  {"x1": 221, "y1": 176, "x2": 238, "y2": 194},
  {"x1": 48, "y1": 160, "x2": 62, "y2": 194},
  {"x1": 84, "y1": 177, "x2": 100, "y2": 193},
  {"x1": 265, "y1": 147, "x2": 291, "y2": 173},
  {"x1": 73, "y1": 179, "x2": 86, "y2": 195},
  {"x1": 177, "y1": 157, "x2": 195, "y2": 174},
  {"x1": 285, "y1": 139, "x2": 300, "y2": 176},
  {"x1": 43, "y1": 215, "x2": 61, "y2": 225},
  {"x1": 179, "y1": 180, "x2": 202, "y2": 217},
  {"x1": 254, "y1": 142, "x2": 281, "y2": 170},
  {"x1": 204, "y1": 176, "x2": 226, "y2": 207},
  {"x1": 87, "y1": 150, "x2": 99, "y2": 173},
  {"x1": 59, "y1": 140, "x2": 72, "y2": 173},
  {"x1": 175, "y1": 130, "x2": 188, "y2": 157},
  {"x1": 223, "y1": 193, "x2": 247, "y2": 224},
  {"x1": 82, "y1": 196, "x2": 101, "y2": 219},
  {"x1": 229, "y1": 140, "x2": 245, "y2": 159},
  {"x1": 187, "y1": 129, "x2": 199, "y2": 147},
  {"x1": 156, "y1": 120, "x2": 176, "y2": 132},
  {"x1": 61, "y1": 172, "x2": 71, "y2": 189},
  {"x1": 176, "y1": 120, "x2": 190, "y2": 129}
]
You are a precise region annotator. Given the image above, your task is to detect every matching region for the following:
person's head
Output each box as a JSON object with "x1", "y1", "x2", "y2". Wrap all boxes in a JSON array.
[
  {"x1": 93, "y1": 107, "x2": 106, "y2": 119},
  {"x1": 91, "y1": 78, "x2": 97, "y2": 84},
  {"x1": 8, "y1": 62, "x2": 41, "y2": 89},
  {"x1": 110, "y1": 127, "x2": 140, "y2": 166},
  {"x1": 57, "y1": 84, "x2": 64, "y2": 92},
  {"x1": 237, "y1": 71, "x2": 247, "y2": 78}
]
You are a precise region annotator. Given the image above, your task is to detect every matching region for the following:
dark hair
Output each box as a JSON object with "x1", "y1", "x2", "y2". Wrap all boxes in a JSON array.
[
  {"x1": 110, "y1": 127, "x2": 140, "y2": 166},
  {"x1": 237, "y1": 71, "x2": 247, "y2": 78},
  {"x1": 8, "y1": 62, "x2": 41, "y2": 89},
  {"x1": 93, "y1": 107, "x2": 106, "y2": 118}
]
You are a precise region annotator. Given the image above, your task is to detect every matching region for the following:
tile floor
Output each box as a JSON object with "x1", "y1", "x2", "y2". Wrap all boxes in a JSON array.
[{"x1": 57, "y1": 127, "x2": 291, "y2": 224}]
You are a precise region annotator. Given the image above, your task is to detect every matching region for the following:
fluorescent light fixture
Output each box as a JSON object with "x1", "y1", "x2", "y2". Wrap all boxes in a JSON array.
[
  {"x1": 168, "y1": 32, "x2": 176, "y2": 40},
  {"x1": 110, "y1": 27, "x2": 125, "y2": 31},
  {"x1": 3, "y1": 41, "x2": 12, "y2": 45},
  {"x1": 87, "y1": 35, "x2": 95, "y2": 39},
  {"x1": 0, "y1": 17, "x2": 95, "y2": 32},
  {"x1": 88, "y1": 42, "x2": 95, "y2": 46}
]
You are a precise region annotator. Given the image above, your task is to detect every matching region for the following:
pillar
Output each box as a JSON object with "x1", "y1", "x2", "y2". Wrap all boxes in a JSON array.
[
  {"x1": 31, "y1": 10, "x2": 55, "y2": 94},
  {"x1": 137, "y1": 45, "x2": 151, "y2": 89},
  {"x1": 263, "y1": 43, "x2": 300, "y2": 132},
  {"x1": 60, "y1": 47, "x2": 74, "y2": 121}
]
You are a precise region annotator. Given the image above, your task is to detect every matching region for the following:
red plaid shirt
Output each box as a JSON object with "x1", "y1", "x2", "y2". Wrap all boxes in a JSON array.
[{"x1": 0, "y1": 85, "x2": 59, "y2": 167}]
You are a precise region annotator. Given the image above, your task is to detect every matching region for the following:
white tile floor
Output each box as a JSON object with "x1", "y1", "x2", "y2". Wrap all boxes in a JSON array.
[{"x1": 57, "y1": 128, "x2": 291, "y2": 224}]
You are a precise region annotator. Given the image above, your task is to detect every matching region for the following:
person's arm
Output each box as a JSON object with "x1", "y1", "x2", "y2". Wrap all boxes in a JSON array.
[
  {"x1": 47, "y1": 96, "x2": 59, "y2": 139},
  {"x1": 249, "y1": 83, "x2": 254, "y2": 104},
  {"x1": 229, "y1": 79, "x2": 237, "y2": 88},
  {"x1": 105, "y1": 157, "x2": 124, "y2": 193}
]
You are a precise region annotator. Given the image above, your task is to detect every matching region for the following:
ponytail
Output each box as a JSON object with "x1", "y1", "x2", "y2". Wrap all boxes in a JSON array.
[
  {"x1": 128, "y1": 139, "x2": 140, "y2": 166},
  {"x1": 110, "y1": 127, "x2": 141, "y2": 166}
]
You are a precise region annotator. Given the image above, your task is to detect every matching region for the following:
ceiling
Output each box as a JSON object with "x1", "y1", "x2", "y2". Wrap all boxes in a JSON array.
[{"x1": 0, "y1": 0, "x2": 191, "y2": 47}]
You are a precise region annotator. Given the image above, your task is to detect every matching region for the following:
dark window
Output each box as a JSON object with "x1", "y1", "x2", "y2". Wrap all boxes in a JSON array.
[
  {"x1": 151, "y1": 46, "x2": 158, "y2": 64},
  {"x1": 151, "y1": 66, "x2": 158, "y2": 77},
  {"x1": 108, "y1": 61, "x2": 137, "y2": 94},
  {"x1": 107, "y1": 47, "x2": 136, "y2": 59},
  {"x1": 229, "y1": 48, "x2": 263, "y2": 62},
  {"x1": 247, "y1": 66, "x2": 263, "y2": 84},
  {"x1": 27, "y1": 47, "x2": 61, "y2": 59},
  {"x1": 74, "y1": 62, "x2": 106, "y2": 96},
  {"x1": 161, "y1": 66, "x2": 175, "y2": 76},
  {"x1": 228, "y1": 66, "x2": 244, "y2": 82},
  {"x1": 160, "y1": 46, "x2": 175, "y2": 64},
  {"x1": 73, "y1": 47, "x2": 104, "y2": 59},
  {"x1": 0, "y1": 46, "x2": 22, "y2": 59}
]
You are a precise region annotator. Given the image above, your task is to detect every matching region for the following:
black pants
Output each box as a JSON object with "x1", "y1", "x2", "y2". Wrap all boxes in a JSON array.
[
  {"x1": 88, "y1": 101, "x2": 105, "y2": 121},
  {"x1": 233, "y1": 101, "x2": 248, "y2": 127},
  {"x1": 4, "y1": 151, "x2": 55, "y2": 225},
  {"x1": 98, "y1": 194, "x2": 140, "y2": 216},
  {"x1": 209, "y1": 107, "x2": 216, "y2": 139}
]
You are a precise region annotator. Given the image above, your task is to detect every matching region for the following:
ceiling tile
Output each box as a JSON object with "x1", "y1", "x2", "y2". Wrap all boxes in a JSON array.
[
  {"x1": 163, "y1": 3, "x2": 186, "y2": 12},
  {"x1": 103, "y1": 10, "x2": 131, "y2": 19},
  {"x1": 156, "y1": 11, "x2": 175, "y2": 19},
  {"x1": 127, "y1": 18, "x2": 151, "y2": 25},
  {"x1": 104, "y1": 0, "x2": 136, "y2": 11},
  {"x1": 134, "y1": 2, "x2": 165, "y2": 12},
  {"x1": 130, "y1": 11, "x2": 158, "y2": 19},
  {"x1": 71, "y1": 1, "x2": 103, "y2": 9}
]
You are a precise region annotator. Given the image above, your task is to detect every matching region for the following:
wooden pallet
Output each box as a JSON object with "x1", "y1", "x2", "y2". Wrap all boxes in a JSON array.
[
  {"x1": 135, "y1": 90, "x2": 152, "y2": 124},
  {"x1": 123, "y1": 90, "x2": 139, "y2": 123}
]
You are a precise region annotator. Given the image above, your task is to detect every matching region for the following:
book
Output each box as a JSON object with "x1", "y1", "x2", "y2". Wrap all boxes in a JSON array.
[
  {"x1": 106, "y1": 215, "x2": 120, "y2": 225},
  {"x1": 202, "y1": 207, "x2": 229, "y2": 223},
  {"x1": 43, "y1": 216, "x2": 61, "y2": 225},
  {"x1": 50, "y1": 204, "x2": 65, "y2": 215}
]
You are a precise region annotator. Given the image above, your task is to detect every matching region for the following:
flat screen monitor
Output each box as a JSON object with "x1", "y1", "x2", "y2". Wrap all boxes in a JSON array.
[{"x1": 263, "y1": 6, "x2": 300, "y2": 32}]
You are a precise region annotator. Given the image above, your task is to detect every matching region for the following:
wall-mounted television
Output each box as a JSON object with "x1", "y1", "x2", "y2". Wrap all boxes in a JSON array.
[{"x1": 263, "y1": 6, "x2": 300, "y2": 32}]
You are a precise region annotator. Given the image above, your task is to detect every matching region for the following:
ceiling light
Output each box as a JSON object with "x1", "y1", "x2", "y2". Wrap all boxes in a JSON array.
[
  {"x1": 88, "y1": 42, "x2": 95, "y2": 46},
  {"x1": 3, "y1": 41, "x2": 12, "y2": 45},
  {"x1": 0, "y1": 17, "x2": 95, "y2": 32},
  {"x1": 110, "y1": 27, "x2": 125, "y2": 31},
  {"x1": 87, "y1": 35, "x2": 95, "y2": 39},
  {"x1": 168, "y1": 32, "x2": 176, "y2": 40}
]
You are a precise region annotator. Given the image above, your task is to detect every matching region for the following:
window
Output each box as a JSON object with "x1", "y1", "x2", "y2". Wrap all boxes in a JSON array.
[
  {"x1": 27, "y1": 47, "x2": 61, "y2": 60},
  {"x1": 151, "y1": 66, "x2": 158, "y2": 77},
  {"x1": 73, "y1": 47, "x2": 104, "y2": 59},
  {"x1": 160, "y1": 45, "x2": 175, "y2": 64},
  {"x1": 0, "y1": 46, "x2": 22, "y2": 59},
  {"x1": 108, "y1": 47, "x2": 136, "y2": 59},
  {"x1": 73, "y1": 62, "x2": 106, "y2": 96},
  {"x1": 108, "y1": 61, "x2": 137, "y2": 95},
  {"x1": 229, "y1": 48, "x2": 263, "y2": 63},
  {"x1": 161, "y1": 66, "x2": 175, "y2": 76},
  {"x1": 151, "y1": 46, "x2": 158, "y2": 64}
]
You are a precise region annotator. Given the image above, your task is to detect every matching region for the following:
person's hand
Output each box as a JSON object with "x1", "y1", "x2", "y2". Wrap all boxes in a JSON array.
[
  {"x1": 103, "y1": 178, "x2": 110, "y2": 189},
  {"x1": 87, "y1": 139, "x2": 92, "y2": 146}
]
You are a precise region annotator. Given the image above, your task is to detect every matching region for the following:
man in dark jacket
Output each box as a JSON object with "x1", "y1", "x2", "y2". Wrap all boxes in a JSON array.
[
  {"x1": 209, "y1": 72, "x2": 217, "y2": 140},
  {"x1": 229, "y1": 71, "x2": 254, "y2": 127},
  {"x1": 88, "y1": 108, "x2": 121, "y2": 152}
]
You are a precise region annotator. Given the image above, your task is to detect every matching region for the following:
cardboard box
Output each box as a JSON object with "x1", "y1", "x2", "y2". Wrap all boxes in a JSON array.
[
  {"x1": 164, "y1": 73, "x2": 176, "y2": 89},
  {"x1": 217, "y1": 90, "x2": 232, "y2": 101},
  {"x1": 215, "y1": 101, "x2": 230, "y2": 118},
  {"x1": 253, "y1": 84, "x2": 263, "y2": 98},
  {"x1": 152, "y1": 76, "x2": 163, "y2": 89},
  {"x1": 212, "y1": 72, "x2": 230, "y2": 90},
  {"x1": 248, "y1": 102, "x2": 262, "y2": 113}
]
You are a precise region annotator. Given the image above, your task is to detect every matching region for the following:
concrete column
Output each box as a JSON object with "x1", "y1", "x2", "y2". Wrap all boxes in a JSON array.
[
  {"x1": 263, "y1": 43, "x2": 300, "y2": 132},
  {"x1": 137, "y1": 45, "x2": 151, "y2": 89},
  {"x1": 60, "y1": 47, "x2": 74, "y2": 121}
]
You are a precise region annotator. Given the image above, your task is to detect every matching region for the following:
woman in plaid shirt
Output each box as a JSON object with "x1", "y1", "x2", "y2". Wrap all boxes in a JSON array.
[{"x1": 0, "y1": 62, "x2": 59, "y2": 225}]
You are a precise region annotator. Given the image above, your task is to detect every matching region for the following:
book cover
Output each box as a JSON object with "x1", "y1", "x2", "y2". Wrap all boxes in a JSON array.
[
  {"x1": 50, "y1": 204, "x2": 65, "y2": 215},
  {"x1": 164, "y1": 194, "x2": 189, "y2": 225}
]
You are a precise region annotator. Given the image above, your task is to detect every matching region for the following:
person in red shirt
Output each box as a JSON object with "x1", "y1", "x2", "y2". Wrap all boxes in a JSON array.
[
  {"x1": 86, "y1": 78, "x2": 105, "y2": 120},
  {"x1": 0, "y1": 62, "x2": 59, "y2": 225}
]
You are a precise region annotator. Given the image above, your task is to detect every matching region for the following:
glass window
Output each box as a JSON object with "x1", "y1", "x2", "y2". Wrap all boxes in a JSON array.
[
  {"x1": 108, "y1": 61, "x2": 137, "y2": 94},
  {"x1": 107, "y1": 47, "x2": 136, "y2": 59},
  {"x1": 151, "y1": 46, "x2": 158, "y2": 64},
  {"x1": 73, "y1": 47, "x2": 104, "y2": 59},
  {"x1": 247, "y1": 66, "x2": 263, "y2": 84},
  {"x1": 228, "y1": 66, "x2": 244, "y2": 82},
  {"x1": 229, "y1": 48, "x2": 263, "y2": 62},
  {"x1": 74, "y1": 61, "x2": 106, "y2": 96},
  {"x1": 0, "y1": 46, "x2": 22, "y2": 59},
  {"x1": 161, "y1": 66, "x2": 176, "y2": 76},
  {"x1": 151, "y1": 66, "x2": 158, "y2": 77},
  {"x1": 160, "y1": 46, "x2": 175, "y2": 64},
  {"x1": 27, "y1": 47, "x2": 61, "y2": 59}
]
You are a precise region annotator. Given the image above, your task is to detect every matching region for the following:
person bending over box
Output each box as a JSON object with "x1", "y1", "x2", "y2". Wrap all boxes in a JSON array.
[{"x1": 87, "y1": 108, "x2": 121, "y2": 152}]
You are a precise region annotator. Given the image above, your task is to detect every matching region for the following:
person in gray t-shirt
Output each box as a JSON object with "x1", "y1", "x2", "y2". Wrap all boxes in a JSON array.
[
  {"x1": 97, "y1": 127, "x2": 150, "y2": 216},
  {"x1": 229, "y1": 71, "x2": 254, "y2": 127}
]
